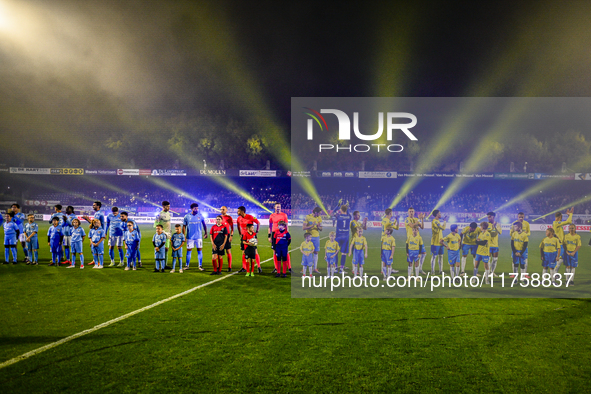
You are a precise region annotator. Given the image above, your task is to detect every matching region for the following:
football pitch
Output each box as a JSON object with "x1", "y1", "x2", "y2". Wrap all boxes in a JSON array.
[{"x1": 1, "y1": 224, "x2": 590, "y2": 393}]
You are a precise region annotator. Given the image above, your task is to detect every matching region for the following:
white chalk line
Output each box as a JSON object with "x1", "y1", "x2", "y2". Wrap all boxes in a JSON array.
[{"x1": 0, "y1": 240, "x2": 321, "y2": 370}]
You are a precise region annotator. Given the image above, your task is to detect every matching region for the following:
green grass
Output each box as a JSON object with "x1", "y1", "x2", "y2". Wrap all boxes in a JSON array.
[{"x1": 0, "y1": 224, "x2": 590, "y2": 393}]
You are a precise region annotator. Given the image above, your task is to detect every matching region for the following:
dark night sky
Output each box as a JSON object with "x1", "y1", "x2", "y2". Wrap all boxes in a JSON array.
[{"x1": 1, "y1": 0, "x2": 591, "y2": 167}]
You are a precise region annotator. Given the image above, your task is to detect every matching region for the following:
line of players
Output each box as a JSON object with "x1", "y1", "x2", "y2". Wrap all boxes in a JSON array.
[
  {"x1": 299, "y1": 205, "x2": 583, "y2": 285},
  {"x1": 2, "y1": 201, "x2": 296, "y2": 278}
]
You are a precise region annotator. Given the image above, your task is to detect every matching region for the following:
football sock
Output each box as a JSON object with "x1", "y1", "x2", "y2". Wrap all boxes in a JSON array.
[
  {"x1": 250, "y1": 261, "x2": 255, "y2": 273},
  {"x1": 484, "y1": 268, "x2": 490, "y2": 283},
  {"x1": 283, "y1": 261, "x2": 288, "y2": 274},
  {"x1": 79, "y1": 254, "x2": 84, "y2": 266},
  {"x1": 212, "y1": 257, "x2": 218, "y2": 272},
  {"x1": 99, "y1": 255, "x2": 104, "y2": 266},
  {"x1": 461, "y1": 257, "x2": 466, "y2": 273},
  {"x1": 450, "y1": 266, "x2": 455, "y2": 278},
  {"x1": 23, "y1": 248, "x2": 28, "y2": 259},
  {"x1": 473, "y1": 266, "x2": 479, "y2": 277},
  {"x1": 186, "y1": 250, "x2": 192, "y2": 267},
  {"x1": 555, "y1": 257, "x2": 562, "y2": 271},
  {"x1": 34, "y1": 250, "x2": 38, "y2": 262},
  {"x1": 512, "y1": 264, "x2": 518, "y2": 274},
  {"x1": 387, "y1": 266, "x2": 392, "y2": 277},
  {"x1": 218, "y1": 256, "x2": 223, "y2": 271},
  {"x1": 255, "y1": 254, "x2": 261, "y2": 268},
  {"x1": 340, "y1": 254, "x2": 346, "y2": 269},
  {"x1": 65, "y1": 247, "x2": 70, "y2": 261},
  {"x1": 11, "y1": 247, "x2": 17, "y2": 261},
  {"x1": 415, "y1": 265, "x2": 420, "y2": 277},
  {"x1": 524, "y1": 258, "x2": 528, "y2": 274},
  {"x1": 118, "y1": 248, "x2": 124, "y2": 263},
  {"x1": 359, "y1": 267, "x2": 363, "y2": 276},
  {"x1": 198, "y1": 250, "x2": 203, "y2": 267},
  {"x1": 137, "y1": 249, "x2": 141, "y2": 262},
  {"x1": 52, "y1": 252, "x2": 59, "y2": 263},
  {"x1": 571, "y1": 267, "x2": 576, "y2": 278},
  {"x1": 227, "y1": 252, "x2": 232, "y2": 269},
  {"x1": 4, "y1": 248, "x2": 9, "y2": 262},
  {"x1": 542, "y1": 268, "x2": 548, "y2": 275},
  {"x1": 273, "y1": 254, "x2": 279, "y2": 272},
  {"x1": 172, "y1": 257, "x2": 177, "y2": 270},
  {"x1": 313, "y1": 254, "x2": 318, "y2": 270},
  {"x1": 287, "y1": 253, "x2": 291, "y2": 269},
  {"x1": 430, "y1": 255, "x2": 436, "y2": 274},
  {"x1": 407, "y1": 266, "x2": 412, "y2": 277},
  {"x1": 242, "y1": 254, "x2": 247, "y2": 270},
  {"x1": 419, "y1": 254, "x2": 426, "y2": 271},
  {"x1": 109, "y1": 248, "x2": 114, "y2": 262}
]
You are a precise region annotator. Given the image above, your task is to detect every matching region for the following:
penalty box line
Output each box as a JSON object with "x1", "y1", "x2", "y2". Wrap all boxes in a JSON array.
[{"x1": 0, "y1": 240, "x2": 324, "y2": 370}]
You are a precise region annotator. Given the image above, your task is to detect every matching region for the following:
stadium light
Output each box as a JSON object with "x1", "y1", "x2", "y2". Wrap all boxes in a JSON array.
[
  {"x1": 147, "y1": 177, "x2": 220, "y2": 212},
  {"x1": 532, "y1": 196, "x2": 591, "y2": 222}
]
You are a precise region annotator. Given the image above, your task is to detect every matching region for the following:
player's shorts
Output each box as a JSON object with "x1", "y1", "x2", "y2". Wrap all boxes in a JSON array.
[
  {"x1": 381, "y1": 249, "x2": 393, "y2": 266},
  {"x1": 224, "y1": 239, "x2": 232, "y2": 250},
  {"x1": 325, "y1": 252, "x2": 338, "y2": 266},
  {"x1": 276, "y1": 246, "x2": 289, "y2": 261},
  {"x1": 301, "y1": 253, "x2": 314, "y2": 266},
  {"x1": 26, "y1": 237, "x2": 39, "y2": 250},
  {"x1": 431, "y1": 245, "x2": 444, "y2": 255},
  {"x1": 109, "y1": 235, "x2": 123, "y2": 247},
  {"x1": 565, "y1": 251, "x2": 578, "y2": 268},
  {"x1": 311, "y1": 237, "x2": 320, "y2": 252},
  {"x1": 244, "y1": 245, "x2": 257, "y2": 260},
  {"x1": 154, "y1": 248, "x2": 166, "y2": 261},
  {"x1": 489, "y1": 247, "x2": 499, "y2": 255},
  {"x1": 4, "y1": 235, "x2": 17, "y2": 247},
  {"x1": 91, "y1": 245, "x2": 104, "y2": 255},
  {"x1": 126, "y1": 248, "x2": 137, "y2": 258},
  {"x1": 419, "y1": 244, "x2": 426, "y2": 254},
  {"x1": 71, "y1": 241, "x2": 83, "y2": 254},
  {"x1": 50, "y1": 243, "x2": 62, "y2": 254},
  {"x1": 448, "y1": 249, "x2": 460, "y2": 265},
  {"x1": 512, "y1": 255, "x2": 525, "y2": 266},
  {"x1": 62, "y1": 236, "x2": 72, "y2": 247},
  {"x1": 542, "y1": 252, "x2": 558, "y2": 268},
  {"x1": 475, "y1": 254, "x2": 490, "y2": 264},
  {"x1": 407, "y1": 249, "x2": 419, "y2": 263},
  {"x1": 172, "y1": 248, "x2": 183, "y2": 258},
  {"x1": 462, "y1": 244, "x2": 478, "y2": 256},
  {"x1": 352, "y1": 249, "x2": 365, "y2": 265},
  {"x1": 18, "y1": 233, "x2": 26, "y2": 242},
  {"x1": 336, "y1": 236, "x2": 349, "y2": 254},
  {"x1": 212, "y1": 246, "x2": 225, "y2": 256},
  {"x1": 511, "y1": 248, "x2": 528, "y2": 260},
  {"x1": 187, "y1": 239, "x2": 203, "y2": 249}
]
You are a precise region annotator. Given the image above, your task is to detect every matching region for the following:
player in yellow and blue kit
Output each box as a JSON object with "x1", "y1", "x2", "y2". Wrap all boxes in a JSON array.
[
  {"x1": 300, "y1": 232, "x2": 315, "y2": 277},
  {"x1": 552, "y1": 207, "x2": 573, "y2": 273},
  {"x1": 381, "y1": 208, "x2": 399, "y2": 235},
  {"x1": 430, "y1": 210, "x2": 447, "y2": 275},
  {"x1": 460, "y1": 222, "x2": 480, "y2": 276},
  {"x1": 486, "y1": 212, "x2": 502, "y2": 277},
  {"x1": 564, "y1": 224, "x2": 581, "y2": 285},
  {"x1": 381, "y1": 228, "x2": 396, "y2": 280},
  {"x1": 511, "y1": 212, "x2": 531, "y2": 277},
  {"x1": 406, "y1": 226, "x2": 423, "y2": 278},
  {"x1": 539, "y1": 228, "x2": 560, "y2": 283},
  {"x1": 303, "y1": 207, "x2": 323, "y2": 273},
  {"x1": 511, "y1": 221, "x2": 529, "y2": 279},
  {"x1": 405, "y1": 207, "x2": 426, "y2": 274},
  {"x1": 324, "y1": 232, "x2": 340, "y2": 278},
  {"x1": 348, "y1": 228, "x2": 368, "y2": 277},
  {"x1": 474, "y1": 222, "x2": 492, "y2": 284},
  {"x1": 440, "y1": 224, "x2": 461, "y2": 278}
]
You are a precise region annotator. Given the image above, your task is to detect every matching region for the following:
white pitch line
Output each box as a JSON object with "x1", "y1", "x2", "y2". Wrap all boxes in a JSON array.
[{"x1": 0, "y1": 240, "x2": 321, "y2": 370}]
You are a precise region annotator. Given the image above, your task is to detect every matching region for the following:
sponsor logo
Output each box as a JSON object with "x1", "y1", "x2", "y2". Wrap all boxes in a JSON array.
[
  {"x1": 291, "y1": 171, "x2": 311, "y2": 177},
  {"x1": 200, "y1": 170, "x2": 226, "y2": 176},
  {"x1": 239, "y1": 170, "x2": 277, "y2": 177},
  {"x1": 576, "y1": 173, "x2": 591, "y2": 181},
  {"x1": 86, "y1": 169, "x2": 118, "y2": 175},
  {"x1": 116, "y1": 169, "x2": 149, "y2": 176},
  {"x1": 358, "y1": 171, "x2": 396, "y2": 179},
  {"x1": 9, "y1": 167, "x2": 51, "y2": 175},
  {"x1": 139, "y1": 169, "x2": 151, "y2": 176},
  {"x1": 50, "y1": 168, "x2": 84, "y2": 175},
  {"x1": 150, "y1": 169, "x2": 187, "y2": 176},
  {"x1": 333, "y1": 172, "x2": 343, "y2": 177},
  {"x1": 345, "y1": 172, "x2": 355, "y2": 177},
  {"x1": 321, "y1": 172, "x2": 332, "y2": 177}
]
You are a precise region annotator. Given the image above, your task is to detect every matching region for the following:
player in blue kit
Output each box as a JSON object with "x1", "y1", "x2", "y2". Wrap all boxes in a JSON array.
[
  {"x1": 106, "y1": 207, "x2": 125, "y2": 267},
  {"x1": 47, "y1": 217, "x2": 63, "y2": 266},
  {"x1": 61, "y1": 206, "x2": 78, "y2": 265},
  {"x1": 3, "y1": 212, "x2": 20, "y2": 264},
  {"x1": 121, "y1": 212, "x2": 142, "y2": 267},
  {"x1": 170, "y1": 224, "x2": 186, "y2": 273},
  {"x1": 153, "y1": 225, "x2": 167, "y2": 272},
  {"x1": 124, "y1": 221, "x2": 141, "y2": 271},
  {"x1": 48, "y1": 204, "x2": 66, "y2": 262},
  {"x1": 334, "y1": 205, "x2": 352, "y2": 273},
  {"x1": 24, "y1": 214, "x2": 39, "y2": 265},
  {"x1": 11, "y1": 204, "x2": 28, "y2": 263},
  {"x1": 182, "y1": 203, "x2": 208, "y2": 271},
  {"x1": 83, "y1": 201, "x2": 105, "y2": 267},
  {"x1": 89, "y1": 219, "x2": 105, "y2": 269},
  {"x1": 64, "y1": 218, "x2": 86, "y2": 269}
]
